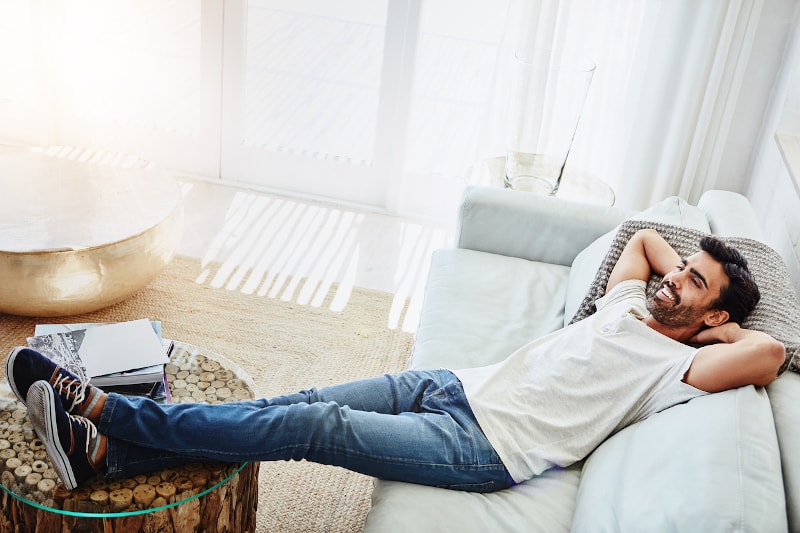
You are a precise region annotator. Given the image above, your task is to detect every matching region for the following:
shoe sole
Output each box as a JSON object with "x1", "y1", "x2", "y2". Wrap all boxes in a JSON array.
[
  {"x1": 5, "y1": 346, "x2": 29, "y2": 406},
  {"x1": 28, "y1": 383, "x2": 78, "y2": 490}
]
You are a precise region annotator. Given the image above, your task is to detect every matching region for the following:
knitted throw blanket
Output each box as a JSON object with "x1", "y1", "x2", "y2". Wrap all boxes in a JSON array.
[{"x1": 569, "y1": 220, "x2": 800, "y2": 375}]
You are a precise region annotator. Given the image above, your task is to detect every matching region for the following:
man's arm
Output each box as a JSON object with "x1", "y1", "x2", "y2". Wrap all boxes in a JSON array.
[
  {"x1": 606, "y1": 229, "x2": 680, "y2": 293},
  {"x1": 684, "y1": 323, "x2": 785, "y2": 392}
]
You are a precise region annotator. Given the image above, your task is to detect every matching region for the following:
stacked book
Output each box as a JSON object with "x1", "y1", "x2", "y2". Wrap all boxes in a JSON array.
[{"x1": 27, "y1": 318, "x2": 173, "y2": 402}]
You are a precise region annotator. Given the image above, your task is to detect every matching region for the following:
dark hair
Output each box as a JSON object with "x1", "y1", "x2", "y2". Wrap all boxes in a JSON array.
[{"x1": 699, "y1": 236, "x2": 760, "y2": 324}]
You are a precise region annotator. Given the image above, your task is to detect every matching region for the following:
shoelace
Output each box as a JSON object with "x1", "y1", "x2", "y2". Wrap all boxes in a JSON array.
[
  {"x1": 72, "y1": 415, "x2": 100, "y2": 467},
  {"x1": 52, "y1": 374, "x2": 88, "y2": 412}
]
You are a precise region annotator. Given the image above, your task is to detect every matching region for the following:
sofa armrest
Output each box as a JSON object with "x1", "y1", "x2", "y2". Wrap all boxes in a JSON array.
[
  {"x1": 697, "y1": 190, "x2": 764, "y2": 239},
  {"x1": 454, "y1": 187, "x2": 630, "y2": 266}
]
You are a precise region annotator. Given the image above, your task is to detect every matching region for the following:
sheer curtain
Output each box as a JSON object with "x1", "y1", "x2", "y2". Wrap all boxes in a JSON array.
[
  {"x1": 0, "y1": 0, "x2": 766, "y2": 213},
  {"x1": 600, "y1": 0, "x2": 764, "y2": 209},
  {"x1": 477, "y1": 0, "x2": 765, "y2": 210},
  {"x1": 0, "y1": 0, "x2": 219, "y2": 177}
]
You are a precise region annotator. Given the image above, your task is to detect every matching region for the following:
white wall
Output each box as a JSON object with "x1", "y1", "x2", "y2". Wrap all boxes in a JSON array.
[{"x1": 745, "y1": 2, "x2": 800, "y2": 296}]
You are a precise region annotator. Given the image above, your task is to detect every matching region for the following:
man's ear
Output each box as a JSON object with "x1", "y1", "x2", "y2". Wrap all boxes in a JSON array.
[{"x1": 704, "y1": 309, "x2": 730, "y2": 327}]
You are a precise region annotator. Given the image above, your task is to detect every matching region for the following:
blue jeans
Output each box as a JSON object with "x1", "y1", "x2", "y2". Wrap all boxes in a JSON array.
[{"x1": 99, "y1": 369, "x2": 512, "y2": 493}]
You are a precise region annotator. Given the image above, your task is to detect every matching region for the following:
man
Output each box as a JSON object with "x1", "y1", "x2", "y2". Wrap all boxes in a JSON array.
[{"x1": 6, "y1": 230, "x2": 785, "y2": 492}]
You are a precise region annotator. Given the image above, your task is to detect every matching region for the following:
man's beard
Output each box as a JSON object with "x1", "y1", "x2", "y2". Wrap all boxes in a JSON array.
[{"x1": 646, "y1": 282, "x2": 709, "y2": 327}]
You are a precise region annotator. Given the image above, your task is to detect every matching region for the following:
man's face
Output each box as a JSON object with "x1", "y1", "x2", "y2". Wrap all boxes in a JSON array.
[{"x1": 647, "y1": 250, "x2": 727, "y2": 327}]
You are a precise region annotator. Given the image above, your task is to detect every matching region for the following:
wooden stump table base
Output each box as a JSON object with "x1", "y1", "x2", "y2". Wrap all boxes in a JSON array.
[{"x1": 0, "y1": 461, "x2": 259, "y2": 533}]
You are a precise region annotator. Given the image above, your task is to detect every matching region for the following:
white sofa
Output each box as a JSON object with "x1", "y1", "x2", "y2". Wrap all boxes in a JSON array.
[{"x1": 363, "y1": 186, "x2": 800, "y2": 532}]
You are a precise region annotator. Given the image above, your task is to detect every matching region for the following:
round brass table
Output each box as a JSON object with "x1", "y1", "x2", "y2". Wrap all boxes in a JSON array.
[
  {"x1": 0, "y1": 341, "x2": 260, "y2": 532},
  {"x1": 0, "y1": 146, "x2": 183, "y2": 317}
]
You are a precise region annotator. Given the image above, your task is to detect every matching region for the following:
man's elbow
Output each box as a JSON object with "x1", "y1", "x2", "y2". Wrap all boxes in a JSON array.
[{"x1": 755, "y1": 339, "x2": 785, "y2": 386}]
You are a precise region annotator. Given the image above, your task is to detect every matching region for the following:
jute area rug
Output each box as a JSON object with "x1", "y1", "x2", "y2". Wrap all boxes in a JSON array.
[{"x1": 0, "y1": 255, "x2": 414, "y2": 532}]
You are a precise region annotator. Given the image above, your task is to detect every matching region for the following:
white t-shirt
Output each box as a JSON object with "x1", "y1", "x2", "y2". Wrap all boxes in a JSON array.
[{"x1": 453, "y1": 279, "x2": 708, "y2": 483}]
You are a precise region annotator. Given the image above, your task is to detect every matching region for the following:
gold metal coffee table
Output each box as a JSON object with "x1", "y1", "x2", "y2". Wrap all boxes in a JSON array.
[
  {"x1": 0, "y1": 145, "x2": 183, "y2": 317},
  {"x1": 0, "y1": 342, "x2": 259, "y2": 533}
]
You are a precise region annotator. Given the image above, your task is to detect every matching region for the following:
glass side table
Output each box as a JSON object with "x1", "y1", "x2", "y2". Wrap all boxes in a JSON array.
[
  {"x1": 0, "y1": 341, "x2": 259, "y2": 532},
  {"x1": 467, "y1": 156, "x2": 616, "y2": 206}
]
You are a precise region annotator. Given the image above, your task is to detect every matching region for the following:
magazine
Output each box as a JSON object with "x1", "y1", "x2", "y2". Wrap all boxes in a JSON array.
[{"x1": 27, "y1": 319, "x2": 170, "y2": 386}]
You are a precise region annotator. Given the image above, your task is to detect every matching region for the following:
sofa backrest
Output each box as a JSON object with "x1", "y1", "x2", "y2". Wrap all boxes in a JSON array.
[{"x1": 697, "y1": 190, "x2": 764, "y2": 239}]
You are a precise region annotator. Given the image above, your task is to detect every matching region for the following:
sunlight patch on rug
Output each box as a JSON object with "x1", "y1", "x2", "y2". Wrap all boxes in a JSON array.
[{"x1": 183, "y1": 188, "x2": 452, "y2": 332}]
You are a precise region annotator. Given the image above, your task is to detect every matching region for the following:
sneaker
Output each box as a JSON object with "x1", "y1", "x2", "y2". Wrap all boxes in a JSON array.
[
  {"x1": 5, "y1": 347, "x2": 101, "y2": 417},
  {"x1": 26, "y1": 380, "x2": 102, "y2": 490}
]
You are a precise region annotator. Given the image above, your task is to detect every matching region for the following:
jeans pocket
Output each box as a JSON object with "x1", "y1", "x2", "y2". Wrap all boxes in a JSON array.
[{"x1": 440, "y1": 480, "x2": 498, "y2": 493}]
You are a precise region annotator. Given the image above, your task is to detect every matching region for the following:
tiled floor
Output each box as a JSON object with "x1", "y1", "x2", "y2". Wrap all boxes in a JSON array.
[{"x1": 176, "y1": 178, "x2": 455, "y2": 333}]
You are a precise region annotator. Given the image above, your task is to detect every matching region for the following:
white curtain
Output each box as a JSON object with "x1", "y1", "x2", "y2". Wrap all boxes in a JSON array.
[
  {"x1": 603, "y1": 0, "x2": 764, "y2": 209},
  {"x1": 476, "y1": 0, "x2": 765, "y2": 210},
  {"x1": 0, "y1": 0, "x2": 765, "y2": 213},
  {"x1": 0, "y1": 0, "x2": 219, "y2": 177}
]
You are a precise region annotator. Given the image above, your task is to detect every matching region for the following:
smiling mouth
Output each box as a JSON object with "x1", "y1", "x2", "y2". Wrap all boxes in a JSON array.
[{"x1": 656, "y1": 283, "x2": 679, "y2": 304}]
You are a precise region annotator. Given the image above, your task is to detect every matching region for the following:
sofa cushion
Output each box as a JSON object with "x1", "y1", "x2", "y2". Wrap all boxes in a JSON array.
[
  {"x1": 572, "y1": 386, "x2": 786, "y2": 532},
  {"x1": 364, "y1": 463, "x2": 582, "y2": 532},
  {"x1": 564, "y1": 197, "x2": 711, "y2": 326},
  {"x1": 409, "y1": 248, "x2": 570, "y2": 371}
]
